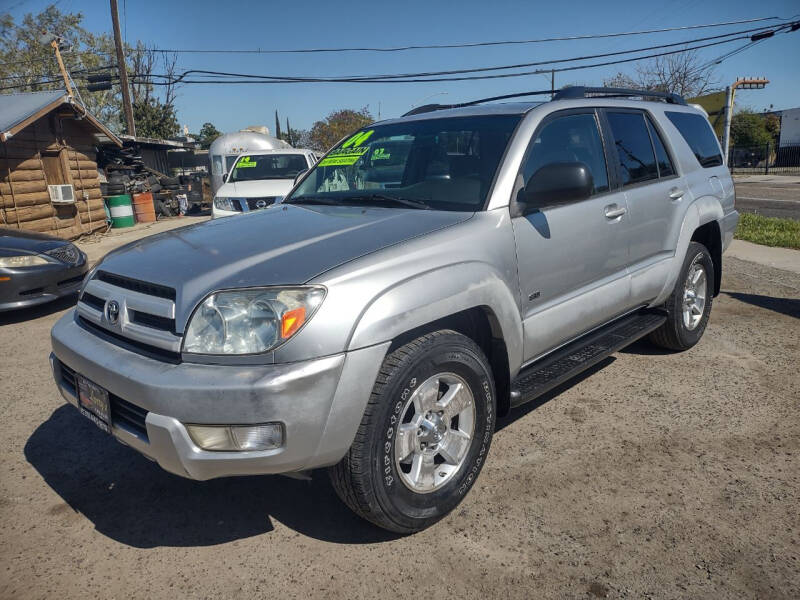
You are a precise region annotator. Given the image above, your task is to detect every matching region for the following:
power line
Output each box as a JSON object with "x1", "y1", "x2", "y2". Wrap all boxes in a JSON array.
[
  {"x1": 149, "y1": 16, "x2": 786, "y2": 54},
  {"x1": 131, "y1": 22, "x2": 796, "y2": 86}
]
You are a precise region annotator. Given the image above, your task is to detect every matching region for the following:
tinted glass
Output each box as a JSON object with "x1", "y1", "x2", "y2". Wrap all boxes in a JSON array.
[
  {"x1": 666, "y1": 111, "x2": 723, "y2": 168},
  {"x1": 607, "y1": 112, "x2": 659, "y2": 186},
  {"x1": 287, "y1": 115, "x2": 521, "y2": 211},
  {"x1": 646, "y1": 116, "x2": 675, "y2": 177},
  {"x1": 522, "y1": 113, "x2": 609, "y2": 194},
  {"x1": 230, "y1": 154, "x2": 309, "y2": 181}
]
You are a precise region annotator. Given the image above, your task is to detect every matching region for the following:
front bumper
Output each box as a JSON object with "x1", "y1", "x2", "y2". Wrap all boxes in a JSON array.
[
  {"x1": 50, "y1": 311, "x2": 389, "y2": 480},
  {"x1": 0, "y1": 257, "x2": 88, "y2": 312}
]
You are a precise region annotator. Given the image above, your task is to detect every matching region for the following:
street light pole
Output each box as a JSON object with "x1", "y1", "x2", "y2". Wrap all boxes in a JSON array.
[{"x1": 110, "y1": 0, "x2": 135, "y2": 136}]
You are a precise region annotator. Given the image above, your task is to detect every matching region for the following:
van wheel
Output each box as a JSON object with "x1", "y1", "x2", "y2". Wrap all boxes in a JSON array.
[
  {"x1": 649, "y1": 241, "x2": 714, "y2": 351},
  {"x1": 329, "y1": 330, "x2": 496, "y2": 533}
]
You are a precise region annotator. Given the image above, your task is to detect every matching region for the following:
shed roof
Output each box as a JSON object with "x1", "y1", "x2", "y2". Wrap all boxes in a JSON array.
[{"x1": 0, "y1": 90, "x2": 121, "y2": 146}]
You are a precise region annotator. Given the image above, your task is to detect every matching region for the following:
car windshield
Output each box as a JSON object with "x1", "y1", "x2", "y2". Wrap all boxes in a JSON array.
[
  {"x1": 229, "y1": 154, "x2": 309, "y2": 182},
  {"x1": 285, "y1": 115, "x2": 521, "y2": 211}
]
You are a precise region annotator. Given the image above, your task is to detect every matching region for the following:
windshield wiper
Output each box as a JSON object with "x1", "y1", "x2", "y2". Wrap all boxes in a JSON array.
[
  {"x1": 343, "y1": 193, "x2": 432, "y2": 210},
  {"x1": 284, "y1": 193, "x2": 432, "y2": 210}
]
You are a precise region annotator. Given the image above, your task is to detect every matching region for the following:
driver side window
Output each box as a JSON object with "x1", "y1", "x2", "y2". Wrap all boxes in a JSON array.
[{"x1": 521, "y1": 112, "x2": 609, "y2": 196}]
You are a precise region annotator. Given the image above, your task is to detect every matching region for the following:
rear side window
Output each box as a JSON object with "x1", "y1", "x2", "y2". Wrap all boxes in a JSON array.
[
  {"x1": 522, "y1": 112, "x2": 609, "y2": 195},
  {"x1": 665, "y1": 111, "x2": 723, "y2": 168},
  {"x1": 606, "y1": 112, "x2": 659, "y2": 186},
  {"x1": 646, "y1": 116, "x2": 676, "y2": 177}
]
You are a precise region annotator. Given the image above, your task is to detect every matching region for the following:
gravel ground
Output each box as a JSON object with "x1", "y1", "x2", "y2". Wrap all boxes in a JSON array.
[{"x1": 1, "y1": 245, "x2": 798, "y2": 599}]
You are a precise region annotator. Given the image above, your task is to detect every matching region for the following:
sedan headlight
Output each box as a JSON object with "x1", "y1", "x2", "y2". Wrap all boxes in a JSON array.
[
  {"x1": 183, "y1": 286, "x2": 325, "y2": 355},
  {"x1": 213, "y1": 197, "x2": 239, "y2": 212},
  {"x1": 0, "y1": 255, "x2": 49, "y2": 268}
]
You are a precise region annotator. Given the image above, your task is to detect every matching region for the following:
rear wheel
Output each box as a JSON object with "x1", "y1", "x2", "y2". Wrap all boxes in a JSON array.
[
  {"x1": 330, "y1": 330, "x2": 496, "y2": 533},
  {"x1": 649, "y1": 241, "x2": 714, "y2": 351}
]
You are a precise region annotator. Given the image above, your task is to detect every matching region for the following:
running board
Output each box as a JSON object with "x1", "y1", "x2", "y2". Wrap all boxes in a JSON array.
[{"x1": 509, "y1": 310, "x2": 666, "y2": 408}]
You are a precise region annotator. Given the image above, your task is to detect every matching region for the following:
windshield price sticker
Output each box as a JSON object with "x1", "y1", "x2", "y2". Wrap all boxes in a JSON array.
[
  {"x1": 319, "y1": 146, "x2": 369, "y2": 166},
  {"x1": 318, "y1": 129, "x2": 376, "y2": 166},
  {"x1": 237, "y1": 156, "x2": 257, "y2": 168}
]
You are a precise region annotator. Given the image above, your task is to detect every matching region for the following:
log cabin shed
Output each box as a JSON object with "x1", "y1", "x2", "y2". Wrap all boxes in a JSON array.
[{"x1": 0, "y1": 90, "x2": 122, "y2": 239}]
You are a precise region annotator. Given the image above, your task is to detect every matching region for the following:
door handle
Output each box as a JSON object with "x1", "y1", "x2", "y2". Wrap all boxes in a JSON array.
[
  {"x1": 604, "y1": 204, "x2": 627, "y2": 219},
  {"x1": 669, "y1": 187, "x2": 685, "y2": 200}
]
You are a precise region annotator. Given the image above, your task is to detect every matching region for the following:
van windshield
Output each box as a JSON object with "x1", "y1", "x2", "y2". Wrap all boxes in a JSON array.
[
  {"x1": 230, "y1": 154, "x2": 309, "y2": 182},
  {"x1": 285, "y1": 115, "x2": 520, "y2": 211}
]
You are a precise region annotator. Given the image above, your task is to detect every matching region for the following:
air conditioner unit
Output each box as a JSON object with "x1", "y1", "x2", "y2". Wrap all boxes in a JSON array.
[{"x1": 48, "y1": 184, "x2": 75, "y2": 205}]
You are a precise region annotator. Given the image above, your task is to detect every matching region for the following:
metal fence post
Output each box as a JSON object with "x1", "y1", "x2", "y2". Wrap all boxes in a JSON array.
[{"x1": 765, "y1": 143, "x2": 770, "y2": 175}]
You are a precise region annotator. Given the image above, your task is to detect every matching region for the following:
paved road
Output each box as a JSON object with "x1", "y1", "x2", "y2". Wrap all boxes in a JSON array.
[
  {"x1": 1, "y1": 228, "x2": 798, "y2": 599},
  {"x1": 734, "y1": 177, "x2": 800, "y2": 220}
]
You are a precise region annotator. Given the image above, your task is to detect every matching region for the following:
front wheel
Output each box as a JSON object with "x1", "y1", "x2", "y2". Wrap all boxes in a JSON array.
[
  {"x1": 649, "y1": 241, "x2": 714, "y2": 351},
  {"x1": 329, "y1": 330, "x2": 496, "y2": 533}
]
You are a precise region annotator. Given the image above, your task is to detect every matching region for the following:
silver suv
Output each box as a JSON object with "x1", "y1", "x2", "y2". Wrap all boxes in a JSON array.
[{"x1": 50, "y1": 87, "x2": 738, "y2": 533}]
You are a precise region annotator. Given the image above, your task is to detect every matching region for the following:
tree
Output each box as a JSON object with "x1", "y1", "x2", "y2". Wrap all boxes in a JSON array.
[
  {"x1": 197, "y1": 122, "x2": 222, "y2": 148},
  {"x1": 130, "y1": 98, "x2": 178, "y2": 139},
  {"x1": 603, "y1": 50, "x2": 717, "y2": 98},
  {"x1": 730, "y1": 109, "x2": 774, "y2": 148},
  {"x1": 0, "y1": 4, "x2": 181, "y2": 135},
  {"x1": 274, "y1": 110, "x2": 282, "y2": 140},
  {"x1": 309, "y1": 107, "x2": 373, "y2": 152}
]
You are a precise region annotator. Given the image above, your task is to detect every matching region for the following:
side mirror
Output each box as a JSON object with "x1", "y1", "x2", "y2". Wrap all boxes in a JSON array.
[
  {"x1": 222, "y1": 172, "x2": 229, "y2": 183},
  {"x1": 520, "y1": 162, "x2": 593, "y2": 214},
  {"x1": 294, "y1": 169, "x2": 308, "y2": 185}
]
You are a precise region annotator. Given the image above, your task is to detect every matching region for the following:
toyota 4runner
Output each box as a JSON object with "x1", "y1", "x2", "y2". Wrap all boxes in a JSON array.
[{"x1": 50, "y1": 87, "x2": 738, "y2": 533}]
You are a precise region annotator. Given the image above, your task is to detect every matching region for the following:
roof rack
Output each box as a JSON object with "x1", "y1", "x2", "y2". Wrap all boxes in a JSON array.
[
  {"x1": 553, "y1": 86, "x2": 686, "y2": 105},
  {"x1": 403, "y1": 89, "x2": 552, "y2": 116},
  {"x1": 401, "y1": 86, "x2": 686, "y2": 117}
]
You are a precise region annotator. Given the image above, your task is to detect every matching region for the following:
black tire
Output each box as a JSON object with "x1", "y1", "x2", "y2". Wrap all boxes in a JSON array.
[
  {"x1": 649, "y1": 241, "x2": 714, "y2": 351},
  {"x1": 159, "y1": 176, "x2": 179, "y2": 187},
  {"x1": 330, "y1": 330, "x2": 496, "y2": 533},
  {"x1": 106, "y1": 184, "x2": 126, "y2": 195}
]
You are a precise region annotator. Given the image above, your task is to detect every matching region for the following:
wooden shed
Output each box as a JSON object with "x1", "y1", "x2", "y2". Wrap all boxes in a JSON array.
[{"x1": 0, "y1": 90, "x2": 122, "y2": 239}]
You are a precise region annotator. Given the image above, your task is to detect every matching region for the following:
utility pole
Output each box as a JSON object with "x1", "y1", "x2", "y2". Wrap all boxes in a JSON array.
[
  {"x1": 550, "y1": 69, "x2": 555, "y2": 99},
  {"x1": 722, "y1": 77, "x2": 769, "y2": 166},
  {"x1": 110, "y1": 0, "x2": 135, "y2": 136},
  {"x1": 50, "y1": 38, "x2": 73, "y2": 97}
]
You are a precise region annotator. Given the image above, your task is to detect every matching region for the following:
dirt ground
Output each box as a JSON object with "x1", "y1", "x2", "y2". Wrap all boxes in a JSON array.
[{"x1": 1, "y1": 231, "x2": 798, "y2": 599}]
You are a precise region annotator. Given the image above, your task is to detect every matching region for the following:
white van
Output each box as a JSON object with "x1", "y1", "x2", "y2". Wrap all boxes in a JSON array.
[{"x1": 212, "y1": 149, "x2": 317, "y2": 218}]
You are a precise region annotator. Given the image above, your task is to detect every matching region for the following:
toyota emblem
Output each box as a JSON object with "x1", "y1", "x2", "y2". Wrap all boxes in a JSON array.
[{"x1": 106, "y1": 300, "x2": 120, "y2": 324}]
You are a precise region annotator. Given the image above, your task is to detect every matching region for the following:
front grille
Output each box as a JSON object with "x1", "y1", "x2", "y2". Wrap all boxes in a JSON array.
[
  {"x1": 76, "y1": 272, "x2": 181, "y2": 358},
  {"x1": 58, "y1": 360, "x2": 149, "y2": 441},
  {"x1": 130, "y1": 310, "x2": 174, "y2": 333},
  {"x1": 96, "y1": 271, "x2": 176, "y2": 300},
  {"x1": 45, "y1": 244, "x2": 81, "y2": 265},
  {"x1": 77, "y1": 316, "x2": 181, "y2": 363},
  {"x1": 81, "y1": 292, "x2": 105, "y2": 311},
  {"x1": 110, "y1": 395, "x2": 148, "y2": 439},
  {"x1": 245, "y1": 197, "x2": 277, "y2": 210}
]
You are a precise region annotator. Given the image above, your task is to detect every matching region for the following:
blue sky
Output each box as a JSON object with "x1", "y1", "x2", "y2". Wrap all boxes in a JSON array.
[{"x1": 5, "y1": 0, "x2": 800, "y2": 133}]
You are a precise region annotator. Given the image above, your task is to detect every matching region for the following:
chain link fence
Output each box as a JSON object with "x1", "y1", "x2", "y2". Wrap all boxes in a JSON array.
[{"x1": 728, "y1": 143, "x2": 800, "y2": 175}]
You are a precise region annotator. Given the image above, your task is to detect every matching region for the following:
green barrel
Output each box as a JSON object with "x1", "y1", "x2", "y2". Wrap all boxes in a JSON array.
[{"x1": 105, "y1": 194, "x2": 135, "y2": 228}]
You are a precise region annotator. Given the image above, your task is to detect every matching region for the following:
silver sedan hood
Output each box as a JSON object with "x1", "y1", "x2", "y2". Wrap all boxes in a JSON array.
[{"x1": 95, "y1": 204, "x2": 472, "y2": 329}]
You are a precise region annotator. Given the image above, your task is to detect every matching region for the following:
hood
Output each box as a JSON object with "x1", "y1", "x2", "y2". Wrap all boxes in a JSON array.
[
  {"x1": 96, "y1": 204, "x2": 472, "y2": 329},
  {"x1": 217, "y1": 179, "x2": 295, "y2": 198},
  {"x1": 0, "y1": 227, "x2": 69, "y2": 254}
]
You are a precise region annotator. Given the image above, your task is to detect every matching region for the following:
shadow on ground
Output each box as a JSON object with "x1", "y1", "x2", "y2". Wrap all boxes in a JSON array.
[
  {"x1": 27, "y1": 350, "x2": 624, "y2": 547},
  {"x1": 0, "y1": 293, "x2": 77, "y2": 325},
  {"x1": 724, "y1": 291, "x2": 800, "y2": 319},
  {"x1": 25, "y1": 405, "x2": 401, "y2": 548}
]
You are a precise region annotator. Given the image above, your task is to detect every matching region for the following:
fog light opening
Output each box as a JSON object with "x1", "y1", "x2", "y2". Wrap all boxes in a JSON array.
[{"x1": 187, "y1": 423, "x2": 284, "y2": 451}]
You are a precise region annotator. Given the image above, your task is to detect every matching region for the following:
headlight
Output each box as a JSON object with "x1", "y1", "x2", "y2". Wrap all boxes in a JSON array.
[
  {"x1": 213, "y1": 197, "x2": 239, "y2": 211},
  {"x1": 0, "y1": 255, "x2": 49, "y2": 268},
  {"x1": 183, "y1": 286, "x2": 325, "y2": 355}
]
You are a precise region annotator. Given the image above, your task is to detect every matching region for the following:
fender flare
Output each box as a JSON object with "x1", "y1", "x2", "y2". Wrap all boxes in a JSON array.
[
  {"x1": 347, "y1": 261, "x2": 524, "y2": 372},
  {"x1": 655, "y1": 194, "x2": 724, "y2": 305}
]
